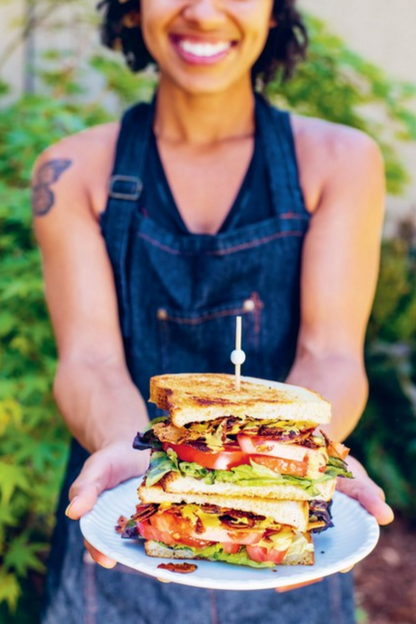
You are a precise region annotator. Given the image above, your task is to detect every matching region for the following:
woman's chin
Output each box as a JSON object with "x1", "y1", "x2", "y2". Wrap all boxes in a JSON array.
[{"x1": 159, "y1": 71, "x2": 251, "y2": 99}]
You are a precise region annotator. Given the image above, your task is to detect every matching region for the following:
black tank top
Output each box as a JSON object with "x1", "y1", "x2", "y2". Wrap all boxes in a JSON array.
[{"x1": 139, "y1": 128, "x2": 273, "y2": 235}]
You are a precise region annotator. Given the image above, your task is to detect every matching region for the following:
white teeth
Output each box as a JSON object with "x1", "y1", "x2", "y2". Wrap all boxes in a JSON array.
[{"x1": 178, "y1": 40, "x2": 231, "y2": 58}]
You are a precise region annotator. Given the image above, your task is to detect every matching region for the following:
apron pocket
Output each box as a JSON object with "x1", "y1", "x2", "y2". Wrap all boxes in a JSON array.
[{"x1": 156, "y1": 292, "x2": 264, "y2": 375}]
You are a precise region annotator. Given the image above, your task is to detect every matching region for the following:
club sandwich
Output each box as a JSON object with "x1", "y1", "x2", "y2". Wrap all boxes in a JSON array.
[{"x1": 117, "y1": 374, "x2": 352, "y2": 568}]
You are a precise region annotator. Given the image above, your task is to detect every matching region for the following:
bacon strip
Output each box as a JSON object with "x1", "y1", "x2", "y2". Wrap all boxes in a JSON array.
[
  {"x1": 157, "y1": 562, "x2": 198, "y2": 574},
  {"x1": 132, "y1": 503, "x2": 159, "y2": 522}
]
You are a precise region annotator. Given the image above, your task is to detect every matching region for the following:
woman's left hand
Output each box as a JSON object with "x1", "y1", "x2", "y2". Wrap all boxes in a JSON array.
[
  {"x1": 335, "y1": 455, "x2": 394, "y2": 525},
  {"x1": 276, "y1": 454, "x2": 393, "y2": 593}
]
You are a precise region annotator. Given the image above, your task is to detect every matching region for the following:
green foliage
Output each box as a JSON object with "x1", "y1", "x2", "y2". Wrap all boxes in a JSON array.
[
  {"x1": 89, "y1": 54, "x2": 157, "y2": 107},
  {"x1": 0, "y1": 65, "x2": 113, "y2": 621},
  {"x1": 0, "y1": 8, "x2": 416, "y2": 621},
  {"x1": 269, "y1": 17, "x2": 416, "y2": 195},
  {"x1": 348, "y1": 223, "x2": 416, "y2": 519}
]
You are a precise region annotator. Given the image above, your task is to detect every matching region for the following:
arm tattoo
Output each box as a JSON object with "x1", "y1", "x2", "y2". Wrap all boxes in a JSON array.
[{"x1": 31, "y1": 159, "x2": 72, "y2": 217}]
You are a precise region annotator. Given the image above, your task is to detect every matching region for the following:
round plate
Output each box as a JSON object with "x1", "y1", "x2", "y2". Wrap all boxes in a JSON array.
[{"x1": 80, "y1": 478, "x2": 380, "y2": 591}]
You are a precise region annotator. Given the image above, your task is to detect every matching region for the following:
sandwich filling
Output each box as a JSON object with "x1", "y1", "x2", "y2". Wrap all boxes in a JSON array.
[
  {"x1": 134, "y1": 416, "x2": 352, "y2": 496},
  {"x1": 116, "y1": 502, "x2": 318, "y2": 568}
]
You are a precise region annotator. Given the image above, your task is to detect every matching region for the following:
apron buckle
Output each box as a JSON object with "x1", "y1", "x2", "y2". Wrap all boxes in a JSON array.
[{"x1": 108, "y1": 175, "x2": 143, "y2": 201}]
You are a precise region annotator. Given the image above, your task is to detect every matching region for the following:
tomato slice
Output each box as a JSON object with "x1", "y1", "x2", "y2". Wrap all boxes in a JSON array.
[
  {"x1": 250, "y1": 454, "x2": 308, "y2": 477},
  {"x1": 238, "y1": 434, "x2": 311, "y2": 461},
  {"x1": 138, "y1": 508, "x2": 265, "y2": 547},
  {"x1": 246, "y1": 545, "x2": 288, "y2": 565},
  {"x1": 163, "y1": 442, "x2": 250, "y2": 470},
  {"x1": 237, "y1": 435, "x2": 327, "y2": 474},
  {"x1": 221, "y1": 543, "x2": 241, "y2": 555},
  {"x1": 138, "y1": 517, "x2": 209, "y2": 548},
  {"x1": 151, "y1": 509, "x2": 210, "y2": 548},
  {"x1": 137, "y1": 520, "x2": 177, "y2": 546}
]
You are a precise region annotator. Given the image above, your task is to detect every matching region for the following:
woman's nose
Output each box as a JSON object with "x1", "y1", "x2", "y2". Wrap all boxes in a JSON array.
[{"x1": 182, "y1": 0, "x2": 226, "y2": 28}]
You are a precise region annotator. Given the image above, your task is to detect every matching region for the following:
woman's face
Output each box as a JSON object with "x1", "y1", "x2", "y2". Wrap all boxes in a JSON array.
[{"x1": 140, "y1": 0, "x2": 275, "y2": 95}]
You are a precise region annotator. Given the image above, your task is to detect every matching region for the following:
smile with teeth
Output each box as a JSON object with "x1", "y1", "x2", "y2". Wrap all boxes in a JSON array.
[{"x1": 176, "y1": 39, "x2": 233, "y2": 58}]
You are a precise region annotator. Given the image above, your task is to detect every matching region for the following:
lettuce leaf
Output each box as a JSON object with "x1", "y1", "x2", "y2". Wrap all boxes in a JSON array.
[
  {"x1": 145, "y1": 451, "x2": 334, "y2": 495},
  {"x1": 133, "y1": 417, "x2": 170, "y2": 452},
  {"x1": 157, "y1": 542, "x2": 275, "y2": 568},
  {"x1": 325, "y1": 456, "x2": 353, "y2": 479},
  {"x1": 145, "y1": 451, "x2": 177, "y2": 487},
  {"x1": 209, "y1": 460, "x2": 333, "y2": 496}
]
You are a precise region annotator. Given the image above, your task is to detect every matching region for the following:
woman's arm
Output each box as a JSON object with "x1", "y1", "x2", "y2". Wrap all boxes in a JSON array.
[
  {"x1": 288, "y1": 121, "x2": 385, "y2": 442},
  {"x1": 33, "y1": 134, "x2": 150, "y2": 530},
  {"x1": 286, "y1": 121, "x2": 393, "y2": 526}
]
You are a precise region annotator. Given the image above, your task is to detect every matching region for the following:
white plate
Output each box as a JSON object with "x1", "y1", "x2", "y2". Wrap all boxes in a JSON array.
[{"x1": 80, "y1": 479, "x2": 380, "y2": 591}]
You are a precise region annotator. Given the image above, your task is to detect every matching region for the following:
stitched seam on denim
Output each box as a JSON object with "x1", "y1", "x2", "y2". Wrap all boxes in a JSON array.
[
  {"x1": 159, "y1": 320, "x2": 170, "y2": 372},
  {"x1": 251, "y1": 292, "x2": 264, "y2": 342},
  {"x1": 280, "y1": 212, "x2": 309, "y2": 220},
  {"x1": 329, "y1": 574, "x2": 344, "y2": 624},
  {"x1": 207, "y1": 230, "x2": 304, "y2": 256},
  {"x1": 158, "y1": 306, "x2": 249, "y2": 325},
  {"x1": 83, "y1": 553, "x2": 97, "y2": 624},
  {"x1": 209, "y1": 589, "x2": 219, "y2": 624},
  {"x1": 139, "y1": 230, "x2": 304, "y2": 257},
  {"x1": 139, "y1": 232, "x2": 193, "y2": 255}
]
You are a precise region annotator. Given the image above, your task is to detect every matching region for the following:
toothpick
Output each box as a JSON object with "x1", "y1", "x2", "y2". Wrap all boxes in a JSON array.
[
  {"x1": 236, "y1": 316, "x2": 242, "y2": 390},
  {"x1": 231, "y1": 316, "x2": 245, "y2": 391}
]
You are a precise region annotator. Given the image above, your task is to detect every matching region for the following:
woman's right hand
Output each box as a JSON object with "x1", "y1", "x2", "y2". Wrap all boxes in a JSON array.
[{"x1": 65, "y1": 441, "x2": 150, "y2": 568}]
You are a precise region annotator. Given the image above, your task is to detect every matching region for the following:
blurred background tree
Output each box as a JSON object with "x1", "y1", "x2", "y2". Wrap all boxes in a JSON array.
[{"x1": 0, "y1": 4, "x2": 415, "y2": 621}]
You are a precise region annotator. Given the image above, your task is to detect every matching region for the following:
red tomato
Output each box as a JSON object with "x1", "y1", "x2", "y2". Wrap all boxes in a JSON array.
[
  {"x1": 246, "y1": 545, "x2": 288, "y2": 565},
  {"x1": 237, "y1": 435, "x2": 310, "y2": 462},
  {"x1": 250, "y1": 454, "x2": 308, "y2": 477},
  {"x1": 139, "y1": 508, "x2": 265, "y2": 547},
  {"x1": 237, "y1": 435, "x2": 328, "y2": 476},
  {"x1": 163, "y1": 442, "x2": 250, "y2": 470},
  {"x1": 137, "y1": 520, "x2": 175, "y2": 545},
  {"x1": 221, "y1": 543, "x2": 241, "y2": 555},
  {"x1": 151, "y1": 510, "x2": 210, "y2": 548},
  {"x1": 138, "y1": 517, "x2": 209, "y2": 548},
  {"x1": 224, "y1": 529, "x2": 264, "y2": 546}
]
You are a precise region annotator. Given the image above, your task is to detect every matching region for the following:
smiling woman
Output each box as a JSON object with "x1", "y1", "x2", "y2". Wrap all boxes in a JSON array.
[
  {"x1": 34, "y1": 0, "x2": 391, "y2": 623},
  {"x1": 98, "y1": 0, "x2": 307, "y2": 84}
]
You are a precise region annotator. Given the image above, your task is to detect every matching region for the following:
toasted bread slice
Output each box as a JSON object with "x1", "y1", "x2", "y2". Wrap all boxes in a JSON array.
[
  {"x1": 160, "y1": 472, "x2": 336, "y2": 502},
  {"x1": 149, "y1": 374, "x2": 331, "y2": 427},
  {"x1": 144, "y1": 540, "x2": 314, "y2": 566},
  {"x1": 139, "y1": 484, "x2": 309, "y2": 531}
]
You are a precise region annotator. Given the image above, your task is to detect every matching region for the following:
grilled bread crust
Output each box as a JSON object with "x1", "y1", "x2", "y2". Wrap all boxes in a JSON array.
[
  {"x1": 159, "y1": 472, "x2": 337, "y2": 502},
  {"x1": 139, "y1": 484, "x2": 309, "y2": 532},
  {"x1": 144, "y1": 540, "x2": 315, "y2": 566},
  {"x1": 149, "y1": 374, "x2": 331, "y2": 428}
]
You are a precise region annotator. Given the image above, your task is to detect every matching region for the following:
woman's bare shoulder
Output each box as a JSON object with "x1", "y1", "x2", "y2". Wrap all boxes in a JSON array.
[
  {"x1": 290, "y1": 114, "x2": 383, "y2": 214},
  {"x1": 40, "y1": 122, "x2": 120, "y2": 160},
  {"x1": 34, "y1": 122, "x2": 121, "y2": 218}
]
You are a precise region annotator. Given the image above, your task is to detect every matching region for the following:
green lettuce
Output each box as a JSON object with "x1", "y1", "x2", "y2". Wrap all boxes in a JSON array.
[
  {"x1": 143, "y1": 416, "x2": 169, "y2": 433},
  {"x1": 145, "y1": 451, "x2": 334, "y2": 495},
  {"x1": 210, "y1": 460, "x2": 333, "y2": 496},
  {"x1": 157, "y1": 542, "x2": 275, "y2": 568},
  {"x1": 325, "y1": 456, "x2": 353, "y2": 479},
  {"x1": 145, "y1": 450, "x2": 178, "y2": 487}
]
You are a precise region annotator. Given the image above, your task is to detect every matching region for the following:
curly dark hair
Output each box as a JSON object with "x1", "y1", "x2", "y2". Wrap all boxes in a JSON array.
[{"x1": 97, "y1": 0, "x2": 307, "y2": 85}]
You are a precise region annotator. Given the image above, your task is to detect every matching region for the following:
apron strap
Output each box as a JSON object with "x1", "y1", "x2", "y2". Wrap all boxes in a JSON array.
[
  {"x1": 101, "y1": 101, "x2": 154, "y2": 338},
  {"x1": 255, "y1": 95, "x2": 308, "y2": 218}
]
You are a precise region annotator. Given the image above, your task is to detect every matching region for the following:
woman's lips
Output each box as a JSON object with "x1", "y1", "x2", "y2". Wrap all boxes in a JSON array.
[{"x1": 170, "y1": 35, "x2": 236, "y2": 66}]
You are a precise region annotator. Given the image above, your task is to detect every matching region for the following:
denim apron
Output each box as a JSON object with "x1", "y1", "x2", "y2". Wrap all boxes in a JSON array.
[{"x1": 42, "y1": 96, "x2": 356, "y2": 624}]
